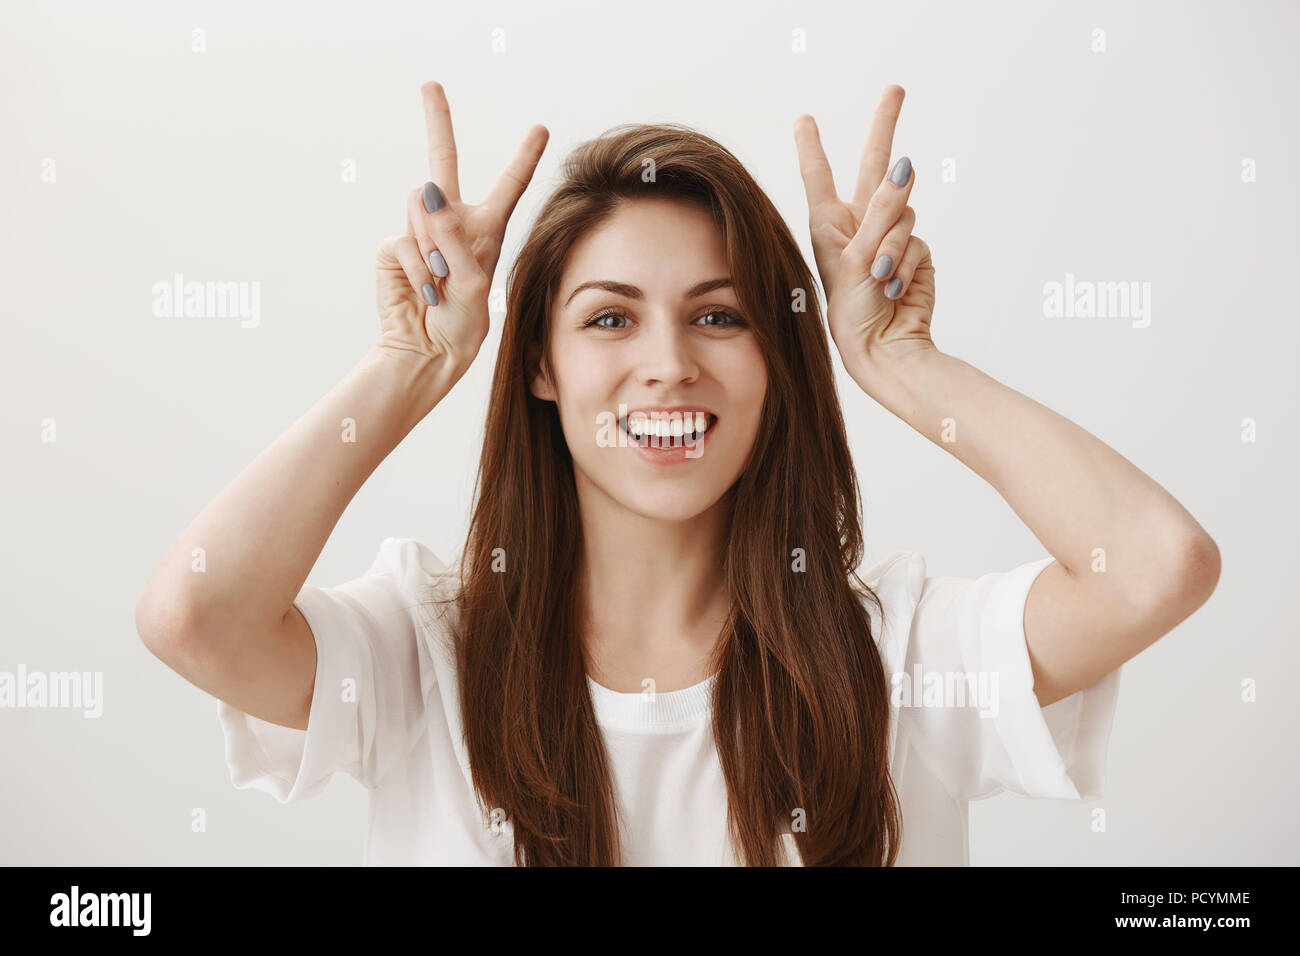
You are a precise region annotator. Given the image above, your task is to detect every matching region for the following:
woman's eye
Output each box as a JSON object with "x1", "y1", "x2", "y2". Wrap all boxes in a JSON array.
[
  {"x1": 585, "y1": 312, "x2": 629, "y2": 329},
  {"x1": 695, "y1": 310, "x2": 743, "y2": 327}
]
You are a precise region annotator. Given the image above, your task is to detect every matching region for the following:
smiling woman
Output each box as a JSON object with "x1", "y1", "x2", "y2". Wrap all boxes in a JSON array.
[
  {"x1": 442, "y1": 121, "x2": 914, "y2": 866},
  {"x1": 137, "y1": 80, "x2": 1216, "y2": 868}
]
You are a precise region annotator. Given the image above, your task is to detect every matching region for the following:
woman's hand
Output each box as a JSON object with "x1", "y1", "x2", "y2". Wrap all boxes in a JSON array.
[
  {"x1": 376, "y1": 81, "x2": 548, "y2": 374},
  {"x1": 794, "y1": 84, "x2": 937, "y2": 381}
]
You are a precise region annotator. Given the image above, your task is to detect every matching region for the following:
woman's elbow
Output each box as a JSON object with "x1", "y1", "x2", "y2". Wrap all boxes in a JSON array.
[
  {"x1": 1167, "y1": 531, "x2": 1221, "y2": 614},
  {"x1": 135, "y1": 586, "x2": 199, "y2": 661}
]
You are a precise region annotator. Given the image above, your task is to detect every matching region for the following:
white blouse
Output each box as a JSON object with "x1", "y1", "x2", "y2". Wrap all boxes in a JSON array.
[{"x1": 216, "y1": 538, "x2": 1121, "y2": 865}]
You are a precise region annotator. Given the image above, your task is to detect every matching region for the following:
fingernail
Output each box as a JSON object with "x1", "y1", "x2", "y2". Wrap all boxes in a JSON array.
[
  {"x1": 422, "y1": 181, "x2": 445, "y2": 213},
  {"x1": 888, "y1": 156, "x2": 911, "y2": 187},
  {"x1": 421, "y1": 283, "x2": 439, "y2": 306},
  {"x1": 871, "y1": 254, "x2": 893, "y2": 279},
  {"x1": 885, "y1": 277, "x2": 903, "y2": 299},
  {"x1": 428, "y1": 250, "x2": 449, "y2": 277}
]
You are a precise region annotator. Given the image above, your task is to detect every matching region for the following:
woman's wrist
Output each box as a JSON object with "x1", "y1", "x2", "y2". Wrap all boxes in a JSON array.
[
  {"x1": 362, "y1": 343, "x2": 467, "y2": 426},
  {"x1": 842, "y1": 342, "x2": 944, "y2": 417}
]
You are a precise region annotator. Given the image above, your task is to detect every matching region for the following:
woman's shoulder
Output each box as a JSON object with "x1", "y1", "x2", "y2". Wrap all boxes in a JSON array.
[
  {"x1": 857, "y1": 549, "x2": 926, "y2": 591},
  {"x1": 358, "y1": 536, "x2": 464, "y2": 635},
  {"x1": 362, "y1": 536, "x2": 460, "y2": 588},
  {"x1": 856, "y1": 549, "x2": 928, "y2": 619},
  {"x1": 853, "y1": 549, "x2": 928, "y2": 670}
]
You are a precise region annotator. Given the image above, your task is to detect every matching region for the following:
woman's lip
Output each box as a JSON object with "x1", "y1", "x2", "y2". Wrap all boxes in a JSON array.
[{"x1": 623, "y1": 417, "x2": 717, "y2": 465}]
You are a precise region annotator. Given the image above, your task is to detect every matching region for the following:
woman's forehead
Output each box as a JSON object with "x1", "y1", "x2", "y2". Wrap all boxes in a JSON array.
[{"x1": 558, "y1": 201, "x2": 729, "y2": 303}]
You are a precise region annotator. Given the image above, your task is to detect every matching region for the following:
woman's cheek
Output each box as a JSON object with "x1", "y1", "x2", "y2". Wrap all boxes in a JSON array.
[{"x1": 720, "y1": 343, "x2": 768, "y2": 432}]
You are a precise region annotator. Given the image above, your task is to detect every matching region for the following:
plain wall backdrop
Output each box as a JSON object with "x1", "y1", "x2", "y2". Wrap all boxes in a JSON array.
[{"x1": 2, "y1": 0, "x2": 1296, "y2": 865}]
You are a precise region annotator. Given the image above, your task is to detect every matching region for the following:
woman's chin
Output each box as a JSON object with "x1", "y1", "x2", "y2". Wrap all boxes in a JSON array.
[
  {"x1": 571, "y1": 459, "x2": 737, "y2": 524},
  {"x1": 614, "y1": 484, "x2": 732, "y2": 525}
]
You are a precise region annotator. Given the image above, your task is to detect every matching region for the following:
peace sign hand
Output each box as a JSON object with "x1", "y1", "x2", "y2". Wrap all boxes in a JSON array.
[
  {"x1": 376, "y1": 81, "x2": 548, "y2": 374},
  {"x1": 794, "y1": 85, "x2": 937, "y2": 380}
]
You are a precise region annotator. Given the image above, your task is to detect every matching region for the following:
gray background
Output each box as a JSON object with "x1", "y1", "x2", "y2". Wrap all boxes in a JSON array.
[{"x1": 2, "y1": 0, "x2": 1295, "y2": 865}]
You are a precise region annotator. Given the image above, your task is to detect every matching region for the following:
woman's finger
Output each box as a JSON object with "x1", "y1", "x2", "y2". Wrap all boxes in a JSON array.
[
  {"x1": 379, "y1": 233, "x2": 439, "y2": 307},
  {"x1": 793, "y1": 114, "x2": 839, "y2": 210},
  {"x1": 482, "y1": 124, "x2": 550, "y2": 224},
  {"x1": 852, "y1": 85, "x2": 905, "y2": 206},
  {"x1": 885, "y1": 235, "x2": 930, "y2": 300},
  {"x1": 867, "y1": 205, "x2": 916, "y2": 286},
  {"x1": 846, "y1": 155, "x2": 913, "y2": 262},
  {"x1": 405, "y1": 184, "x2": 449, "y2": 287},
  {"x1": 843, "y1": 156, "x2": 913, "y2": 278},
  {"x1": 406, "y1": 182, "x2": 488, "y2": 292},
  {"x1": 420, "y1": 81, "x2": 462, "y2": 204}
]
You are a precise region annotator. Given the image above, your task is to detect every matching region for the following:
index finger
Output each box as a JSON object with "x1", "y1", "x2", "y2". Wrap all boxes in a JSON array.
[
  {"x1": 852, "y1": 85, "x2": 905, "y2": 205},
  {"x1": 421, "y1": 81, "x2": 461, "y2": 203}
]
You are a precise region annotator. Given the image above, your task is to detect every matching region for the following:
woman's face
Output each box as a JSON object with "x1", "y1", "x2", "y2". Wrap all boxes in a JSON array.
[{"x1": 531, "y1": 196, "x2": 768, "y2": 524}]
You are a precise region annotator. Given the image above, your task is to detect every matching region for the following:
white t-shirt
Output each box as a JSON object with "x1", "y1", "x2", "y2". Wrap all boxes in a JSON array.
[{"x1": 217, "y1": 537, "x2": 1122, "y2": 865}]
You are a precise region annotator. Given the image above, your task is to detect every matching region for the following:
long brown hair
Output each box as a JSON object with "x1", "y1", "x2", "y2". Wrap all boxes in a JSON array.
[{"x1": 440, "y1": 122, "x2": 901, "y2": 865}]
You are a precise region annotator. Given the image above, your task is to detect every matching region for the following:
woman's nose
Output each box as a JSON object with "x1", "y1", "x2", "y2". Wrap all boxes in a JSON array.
[{"x1": 635, "y1": 315, "x2": 699, "y2": 385}]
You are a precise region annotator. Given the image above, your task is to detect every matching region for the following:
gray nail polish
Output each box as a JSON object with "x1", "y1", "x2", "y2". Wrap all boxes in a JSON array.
[
  {"x1": 428, "y1": 250, "x2": 449, "y2": 278},
  {"x1": 885, "y1": 276, "x2": 903, "y2": 299},
  {"x1": 422, "y1": 181, "x2": 445, "y2": 213},
  {"x1": 871, "y1": 254, "x2": 894, "y2": 279},
  {"x1": 888, "y1": 156, "x2": 911, "y2": 187},
  {"x1": 421, "y1": 282, "x2": 438, "y2": 306}
]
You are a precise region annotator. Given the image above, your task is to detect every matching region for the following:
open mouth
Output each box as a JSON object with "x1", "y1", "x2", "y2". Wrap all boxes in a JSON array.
[{"x1": 619, "y1": 412, "x2": 717, "y2": 448}]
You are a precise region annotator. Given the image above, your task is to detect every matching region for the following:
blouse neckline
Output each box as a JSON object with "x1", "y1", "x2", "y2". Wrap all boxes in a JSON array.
[{"x1": 586, "y1": 672, "x2": 717, "y2": 727}]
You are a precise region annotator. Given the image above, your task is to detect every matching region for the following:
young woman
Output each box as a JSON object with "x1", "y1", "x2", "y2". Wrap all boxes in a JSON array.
[{"x1": 136, "y1": 81, "x2": 1220, "y2": 866}]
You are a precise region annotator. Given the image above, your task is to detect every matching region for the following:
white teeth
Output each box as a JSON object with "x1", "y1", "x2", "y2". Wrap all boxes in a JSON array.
[{"x1": 626, "y1": 411, "x2": 712, "y2": 440}]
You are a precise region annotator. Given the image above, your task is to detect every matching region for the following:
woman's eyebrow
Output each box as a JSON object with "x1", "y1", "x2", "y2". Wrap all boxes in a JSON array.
[{"x1": 562, "y1": 277, "x2": 732, "y2": 306}]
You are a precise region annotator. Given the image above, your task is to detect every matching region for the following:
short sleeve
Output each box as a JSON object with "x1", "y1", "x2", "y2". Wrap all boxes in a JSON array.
[
  {"x1": 894, "y1": 555, "x2": 1122, "y2": 803},
  {"x1": 216, "y1": 537, "x2": 449, "y2": 803}
]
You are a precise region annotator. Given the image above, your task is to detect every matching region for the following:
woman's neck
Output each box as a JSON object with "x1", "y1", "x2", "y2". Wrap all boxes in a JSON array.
[{"x1": 577, "y1": 481, "x2": 733, "y2": 694}]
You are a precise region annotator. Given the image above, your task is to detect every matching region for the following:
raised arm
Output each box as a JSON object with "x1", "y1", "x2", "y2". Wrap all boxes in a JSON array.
[
  {"x1": 794, "y1": 85, "x2": 1220, "y2": 708},
  {"x1": 135, "y1": 82, "x2": 547, "y2": 729}
]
